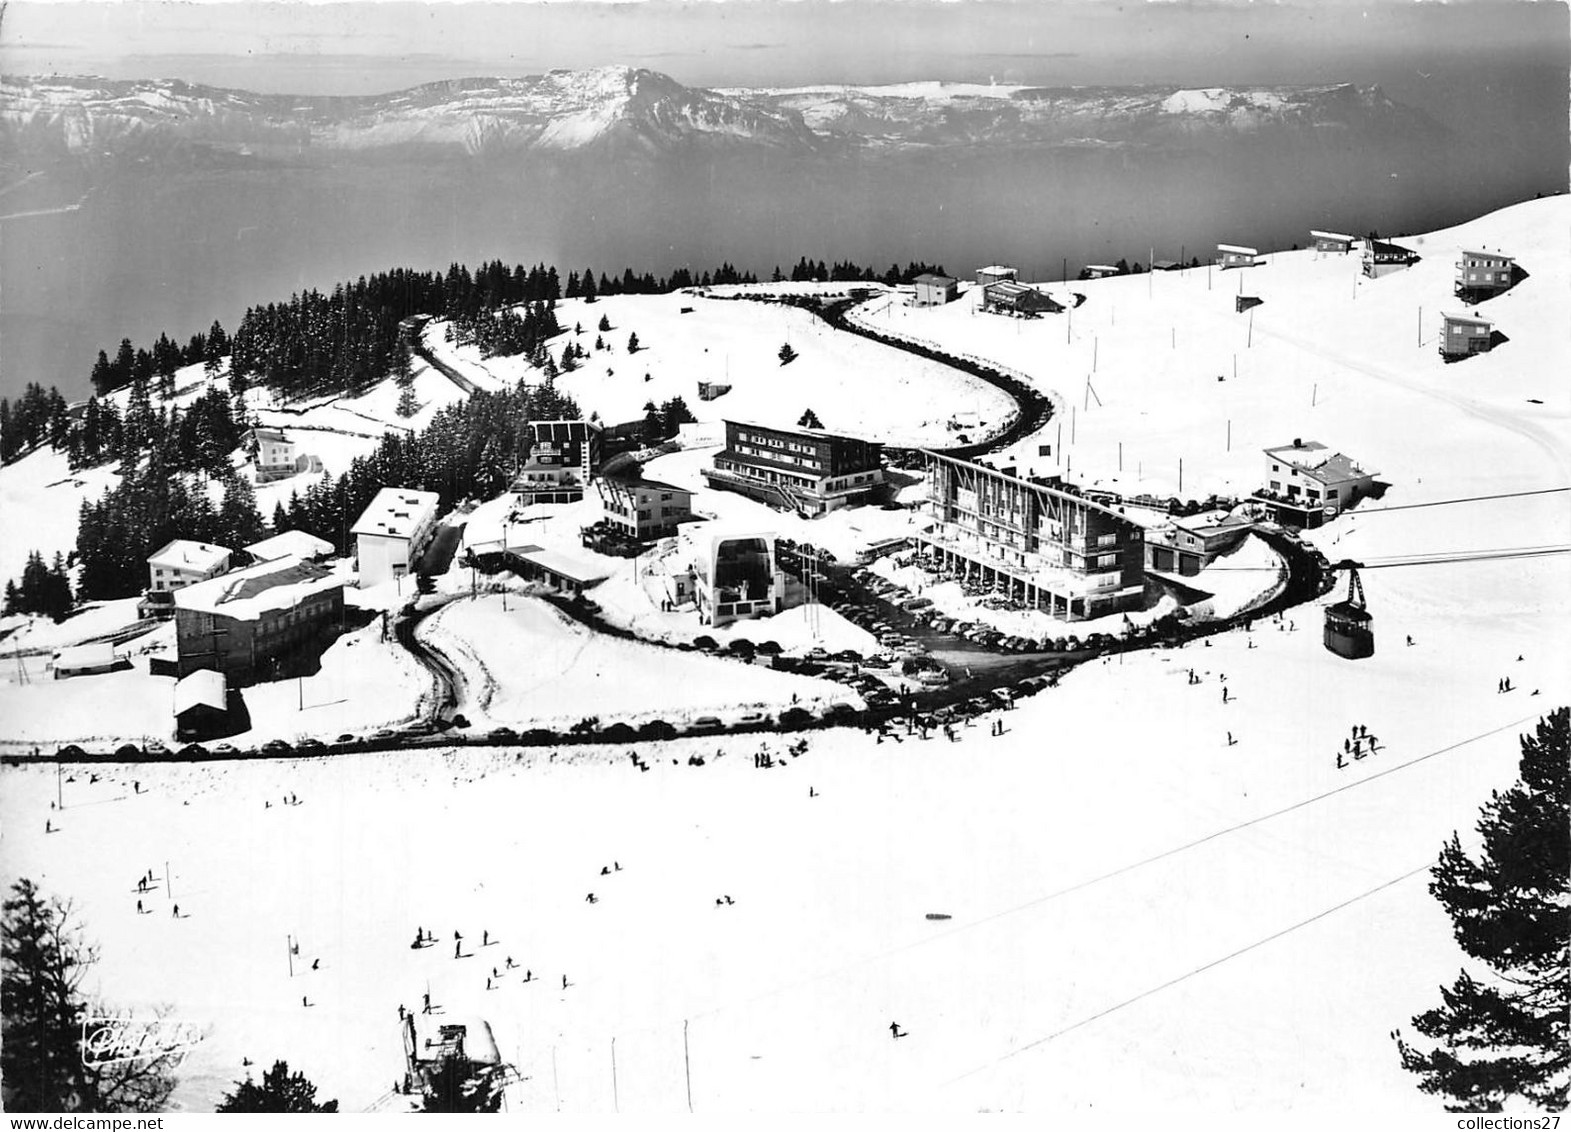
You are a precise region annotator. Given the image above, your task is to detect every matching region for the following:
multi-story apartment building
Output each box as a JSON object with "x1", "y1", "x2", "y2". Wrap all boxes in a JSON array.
[
  {"x1": 512, "y1": 419, "x2": 603, "y2": 505},
  {"x1": 172, "y1": 555, "x2": 345, "y2": 684},
  {"x1": 916, "y1": 452, "x2": 1146, "y2": 621},
  {"x1": 596, "y1": 476, "x2": 693, "y2": 542},
  {"x1": 147, "y1": 539, "x2": 232, "y2": 595},
  {"x1": 352, "y1": 487, "x2": 440, "y2": 586},
  {"x1": 703, "y1": 420, "x2": 884, "y2": 517}
]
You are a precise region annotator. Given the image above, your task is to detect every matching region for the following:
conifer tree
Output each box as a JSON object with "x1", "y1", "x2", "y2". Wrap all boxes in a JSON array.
[
  {"x1": 218, "y1": 1060, "x2": 337, "y2": 1113},
  {"x1": 2, "y1": 879, "x2": 180, "y2": 1112},
  {"x1": 396, "y1": 384, "x2": 420, "y2": 419},
  {"x1": 1395, "y1": 707, "x2": 1569, "y2": 1110},
  {"x1": 797, "y1": 408, "x2": 822, "y2": 429},
  {"x1": 778, "y1": 342, "x2": 798, "y2": 365}
]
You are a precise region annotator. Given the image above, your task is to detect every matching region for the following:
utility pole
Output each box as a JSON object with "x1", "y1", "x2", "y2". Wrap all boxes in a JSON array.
[
  {"x1": 611, "y1": 1036, "x2": 619, "y2": 1113},
  {"x1": 684, "y1": 1019, "x2": 693, "y2": 1113},
  {"x1": 287, "y1": 934, "x2": 295, "y2": 978},
  {"x1": 165, "y1": 861, "x2": 172, "y2": 901},
  {"x1": 1178, "y1": 458, "x2": 1184, "y2": 494},
  {"x1": 57, "y1": 763, "x2": 63, "y2": 811},
  {"x1": 1418, "y1": 306, "x2": 1422, "y2": 348},
  {"x1": 1227, "y1": 419, "x2": 1232, "y2": 452},
  {"x1": 1247, "y1": 309, "x2": 1254, "y2": 348}
]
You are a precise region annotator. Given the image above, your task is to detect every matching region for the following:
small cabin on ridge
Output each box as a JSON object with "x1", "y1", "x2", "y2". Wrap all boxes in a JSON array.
[
  {"x1": 1310, "y1": 230, "x2": 1355, "y2": 254},
  {"x1": 1217, "y1": 244, "x2": 1260, "y2": 269}
]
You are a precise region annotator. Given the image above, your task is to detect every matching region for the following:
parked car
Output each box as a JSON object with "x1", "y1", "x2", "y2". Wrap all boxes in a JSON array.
[
  {"x1": 56, "y1": 744, "x2": 86, "y2": 758},
  {"x1": 144, "y1": 741, "x2": 171, "y2": 757},
  {"x1": 261, "y1": 739, "x2": 293, "y2": 755},
  {"x1": 488, "y1": 727, "x2": 519, "y2": 743},
  {"x1": 736, "y1": 710, "x2": 771, "y2": 728},
  {"x1": 916, "y1": 669, "x2": 950, "y2": 687},
  {"x1": 900, "y1": 597, "x2": 933, "y2": 611},
  {"x1": 637, "y1": 719, "x2": 678, "y2": 741},
  {"x1": 213, "y1": 743, "x2": 239, "y2": 755},
  {"x1": 804, "y1": 647, "x2": 831, "y2": 662},
  {"x1": 686, "y1": 716, "x2": 724, "y2": 735},
  {"x1": 114, "y1": 743, "x2": 141, "y2": 758},
  {"x1": 779, "y1": 707, "x2": 814, "y2": 728},
  {"x1": 176, "y1": 744, "x2": 209, "y2": 759},
  {"x1": 296, "y1": 738, "x2": 328, "y2": 754},
  {"x1": 821, "y1": 703, "x2": 858, "y2": 721},
  {"x1": 990, "y1": 687, "x2": 1015, "y2": 707}
]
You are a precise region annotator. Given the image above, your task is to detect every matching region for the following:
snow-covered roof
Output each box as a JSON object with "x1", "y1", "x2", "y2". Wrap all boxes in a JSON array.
[
  {"x1": 727, "y1": 418, "x2": 881, "y2": 448},
  {"x1": 1366, "y1": 239, "x2": 1417, "y2": 257},
  {"x1": 147, "y1": 539, "x2": 232, "y2": 573},
  {"x1": 173, "y1": 669, "x2": 227, "y2": 715},
  {"x1": 351, "y1": 487, "x2": 440, "y2": 541},
  {"x1": 53, "y1": 642, "x2": 116, "y2": 670},
  {"x1": 1264, "y1": 441, "x2": 1375, "y2": 484},
  {"x1": 245, "y1": 427, "x2": 290, "y2": 444},
  {"x1": 621, "y1": 476, "x2": 691, "y2": 495},
  {"x1": 911, "y1": 273, "x2": 957, "y2": 286},
  {"x1": 173, "y1": 555, "x2": 342, "y2": 621},
  {"x1": 976, "y1": 265, "x2": 1016, "y2": 275},
  {"x1": 1173, "y1": 509, "x2": 1252, "y2": 535},
  {"x1": 1310, "y1": 230, "x2": 1355, "y2": 242},
  {"x1": 1217, "y1": 244, "x2": 1259, "y2": 256},
  {"x1": 246, "y1": 529, "x2": 334, "y2": 562},
  {"x1": 1084, "y1": 265, "x2": 1118, "y2": 272},
  {"x1": 1460, "y1": 248, "x2": 1514, "y2": 261},
  {"x1": 1443, "y1": 311, "x2": 1493, "y2": 327},
  {"x1": 513, "y1": 547, "x2": 608, "y2": 586}
]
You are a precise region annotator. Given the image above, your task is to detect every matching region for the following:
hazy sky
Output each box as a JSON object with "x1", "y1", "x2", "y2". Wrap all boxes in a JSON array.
[{"x1": 3, "y1": 0, "x2": 1566, "y2": 100}]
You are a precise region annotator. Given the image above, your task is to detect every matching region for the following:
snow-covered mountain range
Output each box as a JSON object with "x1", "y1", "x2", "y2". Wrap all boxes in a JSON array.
[{"x1": 1, "y1": 66, "x2": 1443, "y2": 166}]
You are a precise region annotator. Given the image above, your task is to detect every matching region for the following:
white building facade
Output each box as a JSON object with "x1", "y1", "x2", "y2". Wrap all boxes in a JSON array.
[{"x1": 352, "y1": 488, "x2": 441, "y2": 587}]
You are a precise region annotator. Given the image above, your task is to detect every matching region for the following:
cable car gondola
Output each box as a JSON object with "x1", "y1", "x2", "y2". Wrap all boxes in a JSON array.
[{"x1": 1324, "y1": 562, "x2": 1374, "y2": 660}]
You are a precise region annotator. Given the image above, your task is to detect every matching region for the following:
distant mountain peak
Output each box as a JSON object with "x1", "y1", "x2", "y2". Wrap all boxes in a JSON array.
[{"x1": 0, "y1": 69, "x2": 1441, "y2": 170}]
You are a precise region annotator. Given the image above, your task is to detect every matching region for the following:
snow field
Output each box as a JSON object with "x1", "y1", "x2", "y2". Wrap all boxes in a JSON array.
[
  {"x1": 414, "y1": 593, "x2": 852, "y2": 729},
  {"x1": 0, "y1": 558, "x2": 1557, "y2": 1111},
  {"x1": 425, "y1": 290, "x2": 1017, "y2": 447}
]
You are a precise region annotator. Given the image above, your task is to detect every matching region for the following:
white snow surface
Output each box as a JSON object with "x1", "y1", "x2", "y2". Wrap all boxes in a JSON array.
[
  {"x1": 424, "y1": 291, "x2": 1016, "y2": 447},
  {"x1": 0, "y1": 197, "x2": 1567, "y2": 1114}
]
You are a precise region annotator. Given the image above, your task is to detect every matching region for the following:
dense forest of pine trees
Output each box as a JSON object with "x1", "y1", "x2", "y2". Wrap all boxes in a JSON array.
[{"x1": 262, "y1": 380, "x2": 583, "y2": 572}]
